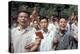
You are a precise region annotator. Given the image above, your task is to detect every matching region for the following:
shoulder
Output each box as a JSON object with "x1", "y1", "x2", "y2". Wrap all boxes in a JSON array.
[
  {"x1": 66, "y1": 30, "x2": 75, "y2": 39},
  {"x1": 11, "y1": 27, "x2": 18, "y2": 33},
  {"x1": 65, "y1": 30, "x2": 70, "y2": 36},
  {"x1": 27, "y1": 26, "x2": 35, "y2": 34}
]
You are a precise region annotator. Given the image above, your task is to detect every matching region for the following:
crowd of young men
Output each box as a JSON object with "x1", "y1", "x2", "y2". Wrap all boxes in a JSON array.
[{"x1": 10, "y1": 9, "x2": 78, "y2": 53}]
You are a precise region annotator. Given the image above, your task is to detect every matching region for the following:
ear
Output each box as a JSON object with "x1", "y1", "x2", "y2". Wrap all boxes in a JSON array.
[{"x1": 17, "y1": 18, "x2": 19, "y2": 23}]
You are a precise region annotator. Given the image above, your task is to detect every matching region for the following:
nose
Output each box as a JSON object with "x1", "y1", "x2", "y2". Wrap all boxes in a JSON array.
[
  {"x1": 62, "y1": 23, "x2": 64, "y2": 25},
  {"x1": 42, "y1": 23, "x2": 45, "y2": 26},
  {"x1": 22, "y1": 17, "x2": 25, "y2": 20}
]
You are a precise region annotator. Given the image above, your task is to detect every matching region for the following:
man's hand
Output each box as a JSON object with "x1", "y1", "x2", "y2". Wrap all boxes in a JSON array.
[
  {"x1": 24, "y1": 43, "x2": 34, "y2": 49},
  {"x1": 53, "y1": 37, "x2": 59, "y2": 44}
]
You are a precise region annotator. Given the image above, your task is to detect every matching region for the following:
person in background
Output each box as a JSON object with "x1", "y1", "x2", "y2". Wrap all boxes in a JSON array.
[
  {"x1": 48, "y1": 16, "x2": 57, "y2": 32},
  {"x1": 30, "y1": 19, "x2": 42, "y2": 51},
  {"x1": 30, "y1": 9, "x2": 39, "y2": 27},
  {"x1": 71, "y1": 17, "x2": 78, "y2": 41},
  {"x1": 52, "y1": 17, "x2": 59, "y2": 30},
  {"x1": 69, "y1": 19, "x2": 78, "y2": 49},
  {"x1": 32, "y1": 19, "x2": 40, "y2": 32},
  {"x1": 66, "y1": 12, "x2": 77, "y2": 32}
]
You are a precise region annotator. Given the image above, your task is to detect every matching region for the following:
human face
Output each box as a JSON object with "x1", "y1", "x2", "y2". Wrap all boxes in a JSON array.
[
  {"x1": 59, "y1": 18, "x2": 67, "y2": 30},
  {"x1": 33, "y1": 20, "x2": 39, "y2": 29},
  {"x1": 40, "y1": 19, "x2": 48, "y2": 30},
  {"x1": 17, "y1": 12, "x2": 29, "y2": 27}
]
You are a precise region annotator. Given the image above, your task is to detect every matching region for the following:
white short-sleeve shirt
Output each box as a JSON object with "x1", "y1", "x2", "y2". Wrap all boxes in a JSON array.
[
  {"x1": 11, "y1": 26, "x2": 35, "y2": 53},
  {"x1": 40, "y1": 29, "x2": 56, "y2": 51}
]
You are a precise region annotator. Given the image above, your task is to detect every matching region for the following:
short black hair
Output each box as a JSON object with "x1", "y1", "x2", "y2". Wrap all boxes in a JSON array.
[
  {"x1": 59, "y1": 18, "x2": 67, "y2": 22},
  {"x1": 39, "y1": 16, "x2": 48, "y2": 22},
  {"x1": 17, "y1": 9, "x2": 30, "y2": 17},
  {"x1": 59, "y1": 16, "x2": 67, "y2": 21}
]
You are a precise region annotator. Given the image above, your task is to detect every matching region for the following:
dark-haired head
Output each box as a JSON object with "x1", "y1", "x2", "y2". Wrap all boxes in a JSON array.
[
  {"x1": 39, "y1": 16, "x2": 48, "y2": 22},
  {"x1": 59, "y1": 18, "x2": 67, "y2": 31},
  {"x1": 17, "y1": 10, "x2": 30, "y2": 28},
  {"x1": 39, "y1": 16, "x2": 48, "y2": 31},
  {"x1": 17, "y1": 10, "x2": 30, "y2": 18}
]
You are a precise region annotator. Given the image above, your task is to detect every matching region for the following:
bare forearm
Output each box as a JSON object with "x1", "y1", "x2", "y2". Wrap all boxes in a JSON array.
[{"x1": 30, "y1": 45, "x2": 39, "y2": 51}]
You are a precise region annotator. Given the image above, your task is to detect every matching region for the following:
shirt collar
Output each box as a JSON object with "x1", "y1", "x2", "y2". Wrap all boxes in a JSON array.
[
  {"x1": 40, "y1": 29, "x2": 50, "y2": 34},
  {"x1": 58, "y1": 29, "x2": 67, "y2": 37},
  {"x1": 17, "y1": 26, "x2": 31, "y2": 32}
]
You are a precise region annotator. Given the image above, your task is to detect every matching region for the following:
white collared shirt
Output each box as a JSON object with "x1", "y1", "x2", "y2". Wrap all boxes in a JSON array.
[
  {"x1": 40, "y1": 29, "x2": 56, "y2": 51},
  {"x1": 71, "y1": 23, "x2": 78, "y2": 40},
  {"x1": 48, "y1": 23, "x2": 57, "y2": 32},
  {"x1": 11, "y1": 26, "x2": 35, "y2": 53}
]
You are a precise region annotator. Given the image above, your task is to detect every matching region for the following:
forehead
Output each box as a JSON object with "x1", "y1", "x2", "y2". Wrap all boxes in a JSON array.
[
  {"x1": 18, "y1": 12, "x2": 28, "y2": 16},
  {"x1": 40, "y1": 19, "x2": 47, "y2": 22},
  {"x1": 59, "y1": 18, "x2": 66, "y2": 22}
]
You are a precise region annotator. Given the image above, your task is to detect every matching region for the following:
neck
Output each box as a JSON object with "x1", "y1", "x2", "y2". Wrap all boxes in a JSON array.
[
  {"x1": 43, "y1": 28, "x2": 48, "y2": 33},
  {"x1": 35, "y1": 27, "x2": 40, "y2": 30},
  {"x1": 60, "y1": 29, "x2": 65, "y2": 34},
  {"x1": 19, "y1": 25, "x2": 27, "y2": 31}
]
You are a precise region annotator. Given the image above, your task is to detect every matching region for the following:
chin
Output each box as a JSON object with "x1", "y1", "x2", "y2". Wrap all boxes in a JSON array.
[{"x1": 60, "y1": 28, "x2": 65, "y2": 30}]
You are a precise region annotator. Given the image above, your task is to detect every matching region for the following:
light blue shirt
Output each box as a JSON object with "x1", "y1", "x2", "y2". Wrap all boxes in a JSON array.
[{"x1": 40, "y1": 29, "x2": 56, "y2": 51}]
